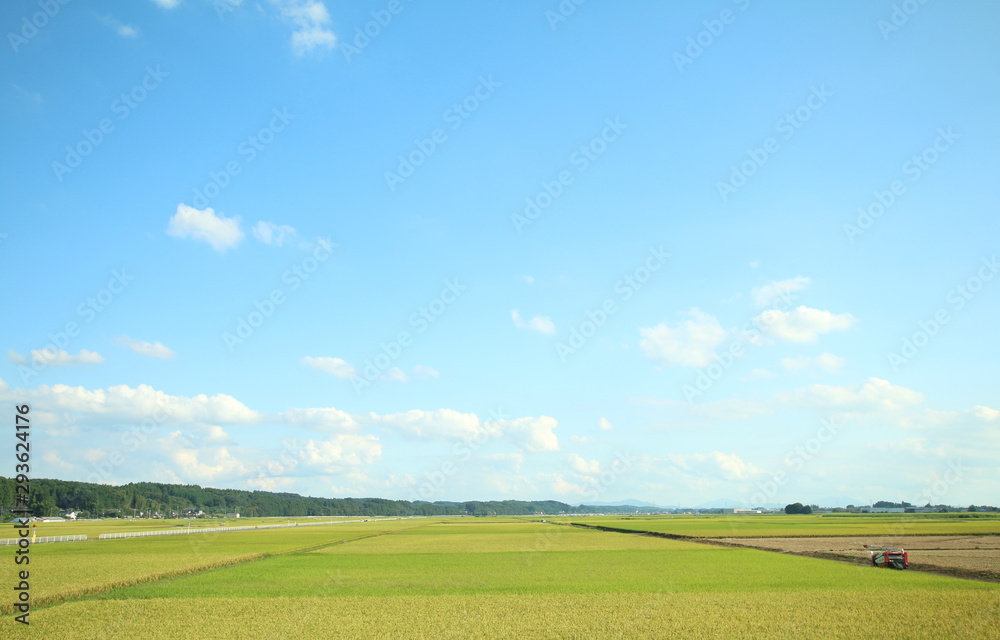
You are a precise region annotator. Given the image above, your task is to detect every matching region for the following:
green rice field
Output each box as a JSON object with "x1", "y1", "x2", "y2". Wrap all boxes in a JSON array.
[
  {"x1": 3, "y1": 515, "x2": 998, "y2": 638},
  {"x1": 546, "y1": 513, "x2": 1000, "y2": 538}
]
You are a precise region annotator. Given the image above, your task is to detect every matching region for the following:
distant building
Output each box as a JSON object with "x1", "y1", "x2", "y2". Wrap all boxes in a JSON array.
[
  {"x1": 721, "y1": 508, "x2": 762, "y2": 514},
  {"x1": 872, "y1": 507, "x2": 905, "y2": 513}
]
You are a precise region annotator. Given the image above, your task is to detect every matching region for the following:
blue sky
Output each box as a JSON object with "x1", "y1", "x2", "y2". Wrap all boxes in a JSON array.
[{"x1": 2, "y1": 0, "x2": 998, "y2": 507}]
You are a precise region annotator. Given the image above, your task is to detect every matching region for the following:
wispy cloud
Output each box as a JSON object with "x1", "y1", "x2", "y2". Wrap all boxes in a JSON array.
[
  {"x1": 301, "y1": 356, "x2": 356, "y2": 379},
  {"x1": 755, "y1": 306, "x2": 856, "y2": 343},
  {"x1": 752, "y1": 276, "x2": 809, "y2": 308},
  {"x1": 511, "y1": 309, "x2": 556, "y2": 335},
  {"x1": 272, "y1": 0, "x2": 336, "y2": 55},
  {"x1": 253, "y1": 221, "x2": 297, "y2": 246},
  {"x1": 781, "y1": 352, "x2": 844, "y2": 373},
  {"x1": 28, "y1": 349, "x2": 104, "y2": 366},
  {"x1": 115, "y1": 336, "x2": 176, "y2": 359},
  {"x1": 167, "y1": 204, "x2": 244, "y2": 252},
  {"x1": 639, "y1": 308, "x2": 727, "y2": 367}
]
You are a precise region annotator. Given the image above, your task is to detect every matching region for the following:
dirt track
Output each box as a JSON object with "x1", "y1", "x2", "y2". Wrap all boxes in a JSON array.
[{"x1": 713, "y1": 535, "x2": 1000, "y2": 582}]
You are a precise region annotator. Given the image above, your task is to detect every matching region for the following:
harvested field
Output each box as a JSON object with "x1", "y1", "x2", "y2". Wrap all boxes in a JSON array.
[{"x1": 714, "y1": 536, "x2": 1000, "y2": 581}]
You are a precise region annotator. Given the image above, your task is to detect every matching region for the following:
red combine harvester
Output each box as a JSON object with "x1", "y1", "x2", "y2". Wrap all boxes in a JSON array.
[{"x1": 864, "y1": 545, "x2": 908, "y2": 569}]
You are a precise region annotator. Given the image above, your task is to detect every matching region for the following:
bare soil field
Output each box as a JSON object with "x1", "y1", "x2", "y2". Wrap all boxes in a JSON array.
[{"x1": 713, "y1": 535, "x2": 1000, "y2": 582}]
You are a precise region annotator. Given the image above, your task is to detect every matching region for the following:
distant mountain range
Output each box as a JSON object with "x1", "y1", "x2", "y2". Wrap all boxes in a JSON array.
[{"x1": 580, "y1": 499, "x2": 676, "y2": 509}]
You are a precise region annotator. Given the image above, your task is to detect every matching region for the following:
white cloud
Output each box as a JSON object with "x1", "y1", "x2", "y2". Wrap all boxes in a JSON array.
[
  {"x1": 755, "y1": 306, "x2": 856, "y2": 343},
  {"x1": 159, "y1": 433, "x2": 250, "y2": 483},
  {"x1": 570, "y1": 435, "x2": 595, "y2": 445},
  {"x1": 43, "y1": 451, "x2": 73, "y2": 470},
  {"x1": 489, "y1": 415, "x2": 560, "y2": 453},
  {"x1": 778, "y1": 377, "x2": 924, "y2": 412},
  {"x1": 740, "y1": 368, "x2": 772, "y2": 382},
  {"x1": 280, "y1": 407, "x2": 357, "y2": 432},
  {"x1": 636, "y1": 396, "x2": 773, "y2": 421},
  {"x1": 29, "y1": 348, "x2": 104, "y2": 366},
  {"x1": 115, "y1": 336, "x2": 176, "y2": 359},
  {"x1": 781, "y1": 353, "x2": 844, "y2": 373},
  {"x1": 638, "y1": 308, "x2": 727, "y2": 367},
  {"x1": 381, "y1": 367, "x2": 409, "y2": 383},
  {"x1": 98, "y1": 15, "x2": 139, "y2": 38},
  {"x1": 598, "y1": 417, "x2": 614, "y2": 431},
  {"x1": 272, "y1": 0, "x2": 336, "y2": 55},
  {"x1": 749, "y1": 261, "x2": 759, "y2": 269},
  {"x1": 511, "y1": 309, "x2": 556, "y2": 335},
  {"x1": 374, "y1": 409, "x2": 486, "y2": 440},
  {"x1": 296, "y1": 434, "x2": 381, "y2": 471},
  {"x1": 150, "y1": 0, "x2": 180, "y2": 7},
  {"x1": 167, "y1": 204, "x2": 244, "y2": 252},
  {"x1": 8, "y1": 349, "x2": 26, "y2": 365},
  {"x1": 897, "y1": 405, "x2": 999, "y2": 431},
  {"x1": 1, "y1": 380, "x2": 260, "y2": 425},
  {"x1": 566, "y1": 453, "x2": 601, "y2": 475},
  {"x1": 522, "y1": 275, "x2": 534, "y2": 284},
  {"x1": 202, "y1": 425, "x2": 232, "y2": 444},
  {"x1": 667, "y1": 451, "x2": 763, "y2": 481},
  {"x1": 300, "y1": 356, "x2": 355, "y2": 379},
  {"x1": 482, "y1": 453, "x2": 525, "y2": 473},
  {"x1": 751, "y1": 276, "x2": 810, "y2": 308},
  {"x1": 252, "y1": 221, "x2": 297, "y2": 246},
  {"x1": 412, "y1": 365, "x2": 440, "y2": 379},
  {"x1": 538, "y1": 472, "x2": 586, "y2": 496}
]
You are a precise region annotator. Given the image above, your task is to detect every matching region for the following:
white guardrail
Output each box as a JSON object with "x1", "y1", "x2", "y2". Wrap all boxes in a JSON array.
[
  {"x1": 0, "y1": 516, "x2": 421, "y2": 545},
  {"x1": 97, "y1": 516, "x2": 419, "y2": 540},
  {"x1": 0, "y1": 534, "x2": 87, "y2": 545}
]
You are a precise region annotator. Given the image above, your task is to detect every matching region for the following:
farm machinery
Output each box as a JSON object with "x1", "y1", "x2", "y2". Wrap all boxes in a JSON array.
[{"x1": 864, "y1": 545, "x2": 908, "y2": 569}]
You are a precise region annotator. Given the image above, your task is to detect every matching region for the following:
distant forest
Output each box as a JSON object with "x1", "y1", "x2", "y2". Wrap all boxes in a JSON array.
[{"x1": 0, "y1": 477, "x2": 640, "y2": 519}]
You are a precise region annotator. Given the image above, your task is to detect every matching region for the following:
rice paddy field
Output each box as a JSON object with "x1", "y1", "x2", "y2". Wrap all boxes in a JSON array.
[
  {"x1": 546, "y1": 513, "x2": 1000, "y2": 537},
  {"x1": 4, "y1": 516, "x2": 999, "y2": 639}
]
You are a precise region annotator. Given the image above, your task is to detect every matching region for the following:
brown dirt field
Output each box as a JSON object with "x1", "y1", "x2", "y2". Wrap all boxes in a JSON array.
[{"x1": 712, "y1": 535, "x2": 1000, "y2": 582}]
